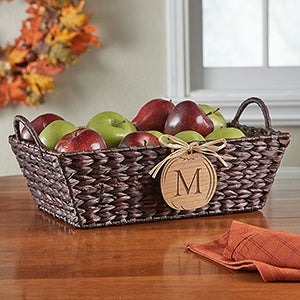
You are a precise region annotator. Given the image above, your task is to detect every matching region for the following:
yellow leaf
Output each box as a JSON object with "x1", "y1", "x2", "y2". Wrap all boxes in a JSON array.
[
  {"x1": 48, "y1": 43, "x2": 77, "y2": 65},
  {"x1": 0, "y1": 60, "x2": 11, "y2": 76},
  {"x1": 45, "y1": 24, "x2": 77, "y2": 46},
  {"x1": 23, "y1": 73, "x2": 54, "y2": 97},
  {"x1": 60, "y1": 0, "x2": 88, "y2": 29},
  {"x1": 7, "y1": 48, "x2": 29, "y2": 65}
]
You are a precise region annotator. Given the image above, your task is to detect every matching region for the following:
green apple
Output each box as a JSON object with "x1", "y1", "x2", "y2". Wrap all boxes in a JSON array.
[
  {"x1": 86, "y1": 111, "x2": 136, "y2": 148},
  {"x1": 148, "y1": 130, "x2": 171, "y2": 144},
  {"x1": 174, "y1": 130, "x2": 206, "y2": 143},
  {"x1": 39, "y1": 120, "x2": 77, "y2": 149},
  {"x1": 198, "y1": 104, "x2": 227, "y2": 131},
  {"x1": 205, "y1": 127, "x2": 245, "y2": 140}
]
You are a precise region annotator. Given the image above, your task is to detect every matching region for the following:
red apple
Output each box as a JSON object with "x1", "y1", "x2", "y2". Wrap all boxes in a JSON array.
[
  {"x1": 164, "y1": 100, "x2": 214, "y2": 136},
  {"x1": 118, "y1": 131, "x2": 160, "y2": 148},
  {"x1": 55, "y1": 128, "x2": 107, "y2": 153},
  {"x1": 21, "y1": 113, "x2": 64, "y2": 142},
  {"x1": 132, "y1": 98, "x2": 175, "y2": 132}
]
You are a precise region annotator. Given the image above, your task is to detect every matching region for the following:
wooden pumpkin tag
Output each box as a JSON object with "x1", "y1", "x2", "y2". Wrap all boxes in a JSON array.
[{"x1": 160, "y1": 152, "x2": 217, "y2": 210}]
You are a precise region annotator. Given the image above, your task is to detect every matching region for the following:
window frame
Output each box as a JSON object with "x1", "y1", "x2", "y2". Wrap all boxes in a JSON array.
[{"x1": 166, "y1": 0, "x2": 300, "y2": 126}]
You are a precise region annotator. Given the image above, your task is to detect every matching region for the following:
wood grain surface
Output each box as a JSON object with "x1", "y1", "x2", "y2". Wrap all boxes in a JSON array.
[{"x1": 0, "y1": 175, "x2": 299, "y2": 299}]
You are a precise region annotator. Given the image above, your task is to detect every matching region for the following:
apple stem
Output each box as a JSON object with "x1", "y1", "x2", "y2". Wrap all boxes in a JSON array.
[{"x1": 114, "y1": 119, "x2": 126, "y2": 126}]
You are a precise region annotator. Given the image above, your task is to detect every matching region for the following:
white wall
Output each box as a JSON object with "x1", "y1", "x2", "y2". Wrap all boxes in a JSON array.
[{"x1": 0, "y1": 0, "x2": 167, "y2": 176}]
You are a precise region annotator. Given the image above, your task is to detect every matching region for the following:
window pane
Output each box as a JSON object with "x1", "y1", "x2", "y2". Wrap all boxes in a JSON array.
[
  {"x1": 269, "y1": 0, "x2": 300, "y2": 66},
  {"x1": 202, "y1": 0, "x2": 263, "y2": 67}
]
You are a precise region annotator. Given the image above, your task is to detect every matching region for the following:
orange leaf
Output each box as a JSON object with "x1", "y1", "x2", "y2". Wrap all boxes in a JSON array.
[
  {"x1": 70, "y1": 25, "x2": 101, "y2": 55},
  {"x1": 26, "y1": 1, "x2": 43, "y2": 16},
  {"x1": 21, "y1": 17, "x2": 45, "y2": 48},
  {"x1": 85, "y1": 25, "x2": 102, "y2": 47},
  {"x1": 0, "y1": 77, "x2": 26, "y2": 107},
  {"x1": 10, "y1": 78, "x2": 27, "y2": 104},
  {"x1": 26, "y1": 60, "x2": 65, "y2": 75}
]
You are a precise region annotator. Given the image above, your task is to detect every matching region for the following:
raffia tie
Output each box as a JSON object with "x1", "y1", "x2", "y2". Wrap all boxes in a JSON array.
[{"x1": 149, "y1": 134, "x2": 236, "y2": 178}]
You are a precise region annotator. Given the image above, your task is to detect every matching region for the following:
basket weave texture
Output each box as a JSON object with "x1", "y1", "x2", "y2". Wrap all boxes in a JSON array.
[{"x1": 9, "y1": 98, "x2": 290, "y2": 228}]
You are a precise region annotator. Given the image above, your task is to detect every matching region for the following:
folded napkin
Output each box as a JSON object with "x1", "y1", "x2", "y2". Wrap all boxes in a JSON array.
[{"x1": 186, "y1": 220, "x2": 300, "y2": 282}]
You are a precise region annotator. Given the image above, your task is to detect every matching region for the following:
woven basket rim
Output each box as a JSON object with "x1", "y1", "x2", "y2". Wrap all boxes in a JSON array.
[{"x1": 8, "y1": 125, "x2": 290, "y2": 158}]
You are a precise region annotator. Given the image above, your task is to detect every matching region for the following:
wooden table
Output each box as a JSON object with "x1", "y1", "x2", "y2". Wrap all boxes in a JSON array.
[{"x1": 0, "y1": 174, "x2": 299, "y2": 299}]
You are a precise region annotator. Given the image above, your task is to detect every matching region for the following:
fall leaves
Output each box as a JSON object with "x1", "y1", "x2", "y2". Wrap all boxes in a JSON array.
[{"x1": 0, "y1": 0, "x2": 101, "y2": 108}]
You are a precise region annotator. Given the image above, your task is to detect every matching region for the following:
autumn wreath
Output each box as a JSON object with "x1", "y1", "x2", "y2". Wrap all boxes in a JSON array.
[{"x1": 0, "y1": 0, "x2": 101, "y2": 108}]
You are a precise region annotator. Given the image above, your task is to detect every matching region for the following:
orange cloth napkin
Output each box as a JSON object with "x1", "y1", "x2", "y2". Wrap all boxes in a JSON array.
[{"x1": 186, "y1": 220, "x2": 300, "y2": 282}]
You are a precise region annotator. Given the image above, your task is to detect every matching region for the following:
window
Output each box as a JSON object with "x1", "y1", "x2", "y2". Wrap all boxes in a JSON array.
[{"x1": 166, "y1": 0, "x2": 300, "y2": 126}]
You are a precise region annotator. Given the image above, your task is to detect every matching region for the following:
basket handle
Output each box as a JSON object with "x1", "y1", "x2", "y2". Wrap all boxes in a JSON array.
[
  {"x1": 230, "y1": 97, "x2": 272, "y2": 131},
  {"x1": 13, "y1": 115, "x2": 44, "y2": 148}
]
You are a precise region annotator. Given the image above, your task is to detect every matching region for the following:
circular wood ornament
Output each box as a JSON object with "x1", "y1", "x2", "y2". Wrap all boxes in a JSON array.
[{"x1": 160, "y1": 152, "x2": 217, "y2": 210}]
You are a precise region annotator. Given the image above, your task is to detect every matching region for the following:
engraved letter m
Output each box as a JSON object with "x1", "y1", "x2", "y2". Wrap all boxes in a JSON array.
[{"x1": 174, "y1": 168, "x2": 201, "y2": 196}]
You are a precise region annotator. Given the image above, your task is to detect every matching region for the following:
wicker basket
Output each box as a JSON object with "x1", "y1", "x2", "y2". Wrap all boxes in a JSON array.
[{"x1": 9, "y1": 97, "x2": 290, "y2": 229}]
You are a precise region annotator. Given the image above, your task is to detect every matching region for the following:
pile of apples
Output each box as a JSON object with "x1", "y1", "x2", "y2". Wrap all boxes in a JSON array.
[{"x1": 20, "y1": 98, "x2": 245, "y2": 153}]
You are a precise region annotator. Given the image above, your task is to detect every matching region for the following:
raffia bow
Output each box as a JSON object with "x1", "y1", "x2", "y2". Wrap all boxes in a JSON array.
[{"x1": 149, "y1": 134, "x2": 235, "y2": 178}]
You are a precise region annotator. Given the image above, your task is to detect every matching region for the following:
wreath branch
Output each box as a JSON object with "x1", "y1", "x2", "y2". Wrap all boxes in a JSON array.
[{"x1": 0, "y1": 0, "x2": 101, "y2": 108}]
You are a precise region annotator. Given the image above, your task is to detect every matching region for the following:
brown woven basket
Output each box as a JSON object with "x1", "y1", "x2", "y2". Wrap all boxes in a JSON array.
[{"x1": 9, "y1": 97, "x2": 290, "y2": 229}]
